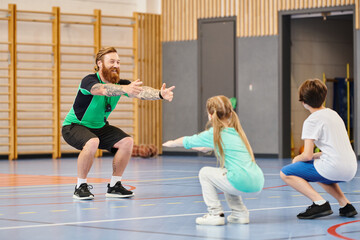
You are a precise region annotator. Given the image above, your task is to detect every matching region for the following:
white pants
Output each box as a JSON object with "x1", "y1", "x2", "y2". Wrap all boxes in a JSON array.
[{"x1": 199, "y1": 166, "x2": 248, "y2": 215}]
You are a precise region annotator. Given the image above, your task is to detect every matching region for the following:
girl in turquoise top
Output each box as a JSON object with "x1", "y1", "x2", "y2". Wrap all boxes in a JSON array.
[{"x1": 163, "y1": 95, "x2": 264, "y2": 226}]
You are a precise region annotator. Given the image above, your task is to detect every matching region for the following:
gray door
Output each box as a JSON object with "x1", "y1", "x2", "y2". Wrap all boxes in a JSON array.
[{"x1": 198, "y1": 17, "x2": 236, "y2": 130}]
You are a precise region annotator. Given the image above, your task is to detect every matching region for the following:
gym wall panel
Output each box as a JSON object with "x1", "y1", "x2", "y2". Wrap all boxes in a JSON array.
[
  {"x1": 237, "y1": 36, "x2": 279, "y2": 155},
  {"x1": 161, "y1": 37, "x2": 279, "y2": 155},
  {"x1": 162, "y1": 41, "x2": 198, "y2": 152}
]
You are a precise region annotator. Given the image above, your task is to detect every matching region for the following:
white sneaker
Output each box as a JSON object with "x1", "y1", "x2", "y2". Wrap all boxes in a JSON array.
[
  {"x1": 196, "y1": 213, "x2": 225, "y2": 225},
  {"x1": 227, "y1": 213, "x2": 249, "y2": 224}
]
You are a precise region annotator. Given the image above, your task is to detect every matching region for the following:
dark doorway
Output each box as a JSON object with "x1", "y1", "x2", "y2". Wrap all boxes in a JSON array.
[
  {"x1": 280, "y1": 8, "x2": 355, "y2": 158},
  {"x1": 198, "y1": 17, "x2": 236, "y2": 131}
]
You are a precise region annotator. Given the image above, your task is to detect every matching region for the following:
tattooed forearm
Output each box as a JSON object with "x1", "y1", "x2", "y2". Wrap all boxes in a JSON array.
[
  {"x1": 137, "y1": 86, "x2": 161, "y2": 100},
  {"x1": 91, "y1": 83, "x2": 103, "y2": 92},
  {"x1": 103, "y1": 84, "x2": 125, "y2": 96}
]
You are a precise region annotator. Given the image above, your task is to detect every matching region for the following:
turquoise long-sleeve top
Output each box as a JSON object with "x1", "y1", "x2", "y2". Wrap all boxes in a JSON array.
[{"x1": 183, "y1": 127, "x2": 264, "y2": 193}]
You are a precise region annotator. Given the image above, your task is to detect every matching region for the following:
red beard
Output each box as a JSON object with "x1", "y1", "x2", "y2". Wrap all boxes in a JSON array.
[{"x1": 101, "y1": 65, "x2": 120, "y2": 84}]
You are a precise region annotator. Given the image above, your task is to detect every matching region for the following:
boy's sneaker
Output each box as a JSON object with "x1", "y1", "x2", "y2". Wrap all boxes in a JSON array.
[
  {"x1": 196, "y1": 213, "x2": 225, "y2": 225},
  {"x1": 105, "y1": 181, "x2": 134, "y2": 198},
  {"x1": 227, "y1": 213, "x2": 249, "y2": 224},
  {"x1": 297, "y1": 201, "x2": 333, "y2": 219},
  {"x1": 73, "y1": 183, "x2": 94, "y2": 200},
  {"x1": 339, "y1": 203, "x2": 358, "y2": 217}
]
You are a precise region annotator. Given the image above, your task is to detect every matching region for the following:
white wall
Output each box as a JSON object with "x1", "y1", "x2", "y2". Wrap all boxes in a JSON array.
[
  {"x1": 0, "y1": 0, "x2": 161, "y2": 15},
  {"x1": 136, "y1": 0, "x2": 161, "y2": 14}
]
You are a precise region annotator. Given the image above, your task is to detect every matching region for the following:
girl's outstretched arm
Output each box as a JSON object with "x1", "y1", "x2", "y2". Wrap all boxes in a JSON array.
[
  {"x1": 163, "y1": 137, "x2": 184, "y2": 148},
  {"x1": 163, "y1": 138, "x2": 213, "y2": 153}
]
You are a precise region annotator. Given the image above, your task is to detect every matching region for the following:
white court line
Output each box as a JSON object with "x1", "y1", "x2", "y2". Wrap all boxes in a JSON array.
[{"x1": 1, "y1": 201, "x2": 359, "y2": 231}]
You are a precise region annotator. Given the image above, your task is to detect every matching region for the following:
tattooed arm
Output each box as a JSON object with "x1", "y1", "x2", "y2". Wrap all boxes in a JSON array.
[
  {"x1": 135, "y1": 83, "x2": 175, "y2": 101},
  {"x1": 90, "y1": 79, "x2": 175, "y2": 102},
  {"x1": 90, "y1": 83, "x2": 125, "y2": 96},
  {"x1": 90, "y1": 79, "x2": 143, "y2": 97},
  {"x1": 136, "y1": 86, "x2": 162, "y2": 100}
]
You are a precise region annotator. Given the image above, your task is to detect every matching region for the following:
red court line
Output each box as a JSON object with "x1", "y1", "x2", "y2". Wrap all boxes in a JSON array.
[
  {"x1": 0, "y1": 174, "x2": 109, "y2": 187},
  {"x1": 327, "y1": 220, "x2": 360, "y2": 240}
]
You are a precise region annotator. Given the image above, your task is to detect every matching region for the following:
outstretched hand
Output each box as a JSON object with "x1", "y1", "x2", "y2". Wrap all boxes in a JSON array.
[
  {"x1": 123, "y1": 79, "x2": 143, "y2": 97},
  {"x1": 160, "y1": 83, "x2": 175, "y2": 102}
]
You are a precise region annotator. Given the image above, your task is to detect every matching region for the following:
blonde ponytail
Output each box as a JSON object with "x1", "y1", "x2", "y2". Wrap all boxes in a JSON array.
[
  {"x1": 206, "y1": 96, "x2": 255, "y2": 167},
  {"x1": 230, "y1": 109, "x2": 255, "y2": 162}
]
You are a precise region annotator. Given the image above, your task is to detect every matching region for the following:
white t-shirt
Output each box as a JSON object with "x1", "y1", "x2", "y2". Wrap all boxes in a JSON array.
[{"x1": 302, "y1": 108, "x2": 357, "y2": 181}]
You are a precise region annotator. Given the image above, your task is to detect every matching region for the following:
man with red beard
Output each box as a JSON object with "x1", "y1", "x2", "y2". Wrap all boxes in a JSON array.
[{"x1": 62, "y1": 47, "x2": 175, "y2": 200}]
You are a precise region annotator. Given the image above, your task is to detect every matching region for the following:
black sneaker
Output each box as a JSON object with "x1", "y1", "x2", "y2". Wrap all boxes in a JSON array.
[
  {"x1": 297, "y1": 201, "x2": 333, "y2": 219},
  {"x1": 105, "y1": 181, "x2": 134, "y2": 198},
  {"x1": 339, "y1": 203, "x2": 358, "y2": 217},
  {"x1": 73, "y1": 183, "x2": 94, "y2": 200}
]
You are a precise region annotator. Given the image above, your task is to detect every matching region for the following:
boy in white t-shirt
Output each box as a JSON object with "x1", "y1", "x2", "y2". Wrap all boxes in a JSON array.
[{"x1": 280, "y1": 78, "x2": 358, "y2": 219}]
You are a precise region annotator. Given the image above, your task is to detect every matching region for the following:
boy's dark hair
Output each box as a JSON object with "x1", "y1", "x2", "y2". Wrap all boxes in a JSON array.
[{"x1": 298, "y1": 78, "x2": 327, "y2": 108}]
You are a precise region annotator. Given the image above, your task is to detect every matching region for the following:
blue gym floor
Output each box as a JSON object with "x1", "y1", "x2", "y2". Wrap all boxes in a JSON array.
[{"x1": 0, "y1": 155, "x2": 359, "y2": 240}]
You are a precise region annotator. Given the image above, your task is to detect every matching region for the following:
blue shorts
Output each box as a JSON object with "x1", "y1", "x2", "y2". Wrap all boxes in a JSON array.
[{"x1": 281, "y1": 160, "x2": 341, "y2": 184}]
